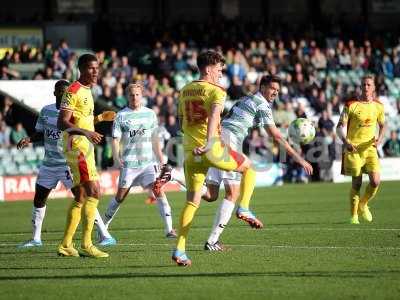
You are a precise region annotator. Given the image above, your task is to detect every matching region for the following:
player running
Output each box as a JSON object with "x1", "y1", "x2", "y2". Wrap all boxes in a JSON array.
[
  {"x1": 17, "y1": 80, "x2": 76, "y2": 248},
  {"x1": 336, "y1": 75, "x2": 386, "y2": 224},
  {"x1": 97, "y1": 82, "x2": 176, "y2": 240},
  {"x1": 57, "y1": 54, "x2": 116, "y2": 258},
  {"x1": 203, "y1": 75, "x2": 313, "y2": 251},
  {"x1": 172, "y1": 50, "x2": 257, "y2": 266}
]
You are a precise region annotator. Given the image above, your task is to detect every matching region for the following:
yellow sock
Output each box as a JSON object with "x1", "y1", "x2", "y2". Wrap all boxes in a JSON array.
[
  {"x1": 62, "y1": 200, "x2": 83, "y2": 247},
  {"x1": 350, "y1": 188, "x2": 360, "y2": 217},
  {"x1": 176, "y1": 202, "x2": 198, "y2": 252},
  {"x1": 81, "y1": 197, "x2": 99, "y2": 249},
  {"x1": 360, "y1": 184, "x2": 379, "y2": 206},
  {"x1": 238, "y1": 167, "x2": 256, "y2": 209}
]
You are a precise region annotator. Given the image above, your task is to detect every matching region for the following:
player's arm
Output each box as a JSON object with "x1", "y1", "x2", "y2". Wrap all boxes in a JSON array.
[
  {"x1": 17, "y1": 132, "x2": 44, "y2": 149},
  {"x1": 193, "y1": 103, "x2": 223, "y2": 155},
  {"x1": 17, "y1": 109, "x2": 46, "y2": 149},
  {"x1": 336, "y1": 106, "x2": 356, "y2": 152},
  {"x1": 264, "y1": 124, "x2": 313, "y2": 175},
  {"x1": 94, "y1": 111, "x2": 116, "y2": 124},
  {"x1": 111, "y1": 137, "x2": 122, "y2": 168},
  {"x1": 375, "y1": 106, "x2": 386, "y2": 147},
  {"x1": 57, "y1": 109, "x2": 103, "y2": 144}
]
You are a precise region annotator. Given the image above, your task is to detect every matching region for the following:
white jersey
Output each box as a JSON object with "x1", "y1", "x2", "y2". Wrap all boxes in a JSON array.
[
  {"x1": 112, "y1": 106, "x2": 158, "y2": 169},
  {"x1": 35, "y1": 104, "x2": 66, "y2": 169},
  {"x1": 222, "y1": 92, "x2": 275, "y2": 146}
]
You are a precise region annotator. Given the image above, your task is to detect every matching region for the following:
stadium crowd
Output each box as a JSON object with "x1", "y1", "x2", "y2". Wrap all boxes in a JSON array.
[{"x1": 1, "y1": 30, "x2": 400, "y2": 181}]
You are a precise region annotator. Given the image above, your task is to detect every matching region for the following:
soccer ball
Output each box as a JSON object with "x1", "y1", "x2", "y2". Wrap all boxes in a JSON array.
[{"x1": 288, "y1": 118, "x2": 316, "y2": 145}]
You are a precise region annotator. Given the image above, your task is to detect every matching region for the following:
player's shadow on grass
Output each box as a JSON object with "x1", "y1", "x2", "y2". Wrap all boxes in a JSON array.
[{"x1": 1, "y1": 270, "x2": 400, "y2": 281}]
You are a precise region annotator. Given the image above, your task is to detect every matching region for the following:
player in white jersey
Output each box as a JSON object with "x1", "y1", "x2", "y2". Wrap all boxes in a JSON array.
[
  {"x1": 17, "y1": 80, "x2": 76, "y2": 247},
  {"x1": 202, "y1": 75, "x2": 313, "y2": 251},
  {"x1": 96, "y1": 82, "x2": 176, "y2": 241}
]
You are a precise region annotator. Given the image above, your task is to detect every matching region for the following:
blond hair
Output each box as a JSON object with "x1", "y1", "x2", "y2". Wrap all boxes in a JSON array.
[
  {"x1": 361, "y1": 74, "x2": 376, "y2": 84},
  {"x1": 126, "y1": 81, "x2": 144, "y2": 95}
]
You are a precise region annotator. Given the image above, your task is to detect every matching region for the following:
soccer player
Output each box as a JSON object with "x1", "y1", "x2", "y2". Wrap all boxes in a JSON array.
[
  {"x1": 172, "y1": 50, "x2": 257, "y2": 266},
  {"x1": 336, "y1": 75, "x2": 386, "y2": 224},
  {"x1": 97, "y1": 82, "x2": 176, "y2": 238},
  {"x1": 57, "y1": 53, "x2": 115, "y2": 258},
  {"x1": 17, "y1": 80, "x2": 76, "y2": 247},
  {"x1": 203, "y1": 75, "x2": 313, "y2": 251}
]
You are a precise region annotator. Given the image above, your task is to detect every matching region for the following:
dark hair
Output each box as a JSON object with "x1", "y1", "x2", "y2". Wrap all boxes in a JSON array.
[
  {"x1": 259, "y1": 75, "x2": 281, "y2": 87},
  {"x1": 197, "y1": 50, "x2": 225, "y2": 71},
  {"x1": 77, "y1": 53, "x2": 97, "y2": 71},
  {"x1": 55, "y1": 79, "x2": 70, "y2": 89}
]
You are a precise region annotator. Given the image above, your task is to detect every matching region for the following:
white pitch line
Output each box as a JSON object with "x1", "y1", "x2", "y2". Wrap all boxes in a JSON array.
[
  {"x1": 2, "y1": 242, "x2": 400, "y2": 251},
  {"x1": 0, "y1": 227, "x2": 399, "y2": 237}
]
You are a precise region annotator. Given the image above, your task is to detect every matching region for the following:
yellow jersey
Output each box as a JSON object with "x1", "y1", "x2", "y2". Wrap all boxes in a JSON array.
[
  {"x1": 60, "y1": 81, "x2": 95, "y2": 150},
  {"x1": 178, "y1": 80, "x2": 226, "y2": 152},
  {"x1": 339, "y1": 99, "x2": 385, "y2": 148}
]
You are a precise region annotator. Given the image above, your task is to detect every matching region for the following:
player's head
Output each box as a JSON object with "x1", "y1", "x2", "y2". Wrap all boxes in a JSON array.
[
  {"x1": 361, "y1": 74, "x2": 376, "y2": 100},
  {"x1": 197, "y1": 50, "x2": 225, "y2": 84},
  {"x1": 126, "y1": 81, "x2": 144, "y2": 110},
  {"x1": 77, "y1": 53, "x2": 99, "y2": 86},
  {"x1": 259, "y1": 75, "x2": 281, "y2": 102},
  {"x1": 54, "y1": 79, "x2": 70, "y2": 109}
]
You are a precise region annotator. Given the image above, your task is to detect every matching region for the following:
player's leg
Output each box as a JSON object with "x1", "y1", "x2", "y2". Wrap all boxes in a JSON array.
[
  {"x1": 350, "y1": 176, "x2": 362, "y2": 224},
  {"x1": 202, "y1": 167, "x2": 221, "y2": 202},
  {"x1": 359, "y1": 172, "x2": 380, "y2": 222},
  {"x1": 172, "y1": 160, "x2": 206, "y2": 266},
  {"x1": 343, "y1": 150, "x2": 363, "y2": 224},
  {"x1": 19, "y1": 184, "x2": 51, "y2": 247},
  {"x1": 205, "y1": 177, "x2": 239, "y2": 251},
  {"x1": 141, "y1": 165, "x2": 175, "y2": 237},
  {"x1": 205, "y1": 141, "x2": 256, "y2": 213},
  {"x1": 58, "y1": 185, "x2": 83, "y2": 257},
  {"x1": 78, "y1": 180, "x2": 108, "y2": 258},
  {"x1": 358, "y1": 149, "x2": 381, "y2": 222}
]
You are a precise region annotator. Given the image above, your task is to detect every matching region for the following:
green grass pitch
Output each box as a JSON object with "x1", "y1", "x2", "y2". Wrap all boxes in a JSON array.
[{"x1": 0, "y1": 182, "x2": 399, "y2": 300}]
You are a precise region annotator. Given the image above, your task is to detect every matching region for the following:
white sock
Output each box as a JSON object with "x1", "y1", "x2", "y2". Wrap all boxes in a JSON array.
[
  {"x1": 94, "y1": 209, "x2": 112, "y2": 239},
  {"x1": 156, "y1": 196, "x2": 173, "y2": 234},
  {"x1": 104, "y1": 197, "x2": 121, "y2": 228},
  {"x1": 207, "y1": 199, "x2": 235, "y2": 244},
  {"x1": 32, "y1": 206, "x2": 46, "y2": 241}
]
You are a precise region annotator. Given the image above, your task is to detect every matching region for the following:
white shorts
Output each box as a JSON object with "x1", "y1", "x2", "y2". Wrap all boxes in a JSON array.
[
  {"x1": 206, "y1": 167, "x2": 241, "y2": 186},
  {"x1": 205, "y1": 128, "x2": 242, "y2": 186},
  {"x1": 118, "y1": 164, "x2": 157, "y2": 189},
  {"x1": 36, "y1": 165, "x2": 73, "y2": 190}
]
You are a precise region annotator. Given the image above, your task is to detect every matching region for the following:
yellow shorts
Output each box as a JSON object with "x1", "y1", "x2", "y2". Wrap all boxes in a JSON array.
[
  {"x1": 64, "y1": 136, "x2": 99, "y2": 187},
  {"x1": 184, "y1": 140, "x2": 246, "y2": 192},
  {"x1": 341, "y1": 145, "x2": 380, "y2": 177}
]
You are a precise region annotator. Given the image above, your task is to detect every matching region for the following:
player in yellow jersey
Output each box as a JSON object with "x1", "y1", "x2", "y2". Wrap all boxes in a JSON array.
[
  {"x1": 172, "y1": 50, "x2": 257, "y2": 266},
  {"x1": 57, "y1": 54, "x2": 116, "y2": 258},
  {"x1": 336, "y1": 75, "x2": 386, "y2": 224}
]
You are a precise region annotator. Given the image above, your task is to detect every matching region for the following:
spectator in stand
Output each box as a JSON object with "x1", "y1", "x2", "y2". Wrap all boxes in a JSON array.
[
  {"x1": 58, "y1": 39, "x2": 71, "y2": 64},
  {"x1": 10, "y1": 122, "x2": 28, "y2": 145},
  {"x1": 99, "y1": 85, "x2": 113, "y2": 105},
  {"x1": 383, "y1": 130, "x2": 400, "y2": 157},
  {"x1": 113, "y1": 84, "x2": 128, "y2": 108},
  {"x1": 227, "y1": 51, "x2": 247, "y2": 81},
  {"x1": 0, "y1": 116, "x2": 11, "y2": 148}
]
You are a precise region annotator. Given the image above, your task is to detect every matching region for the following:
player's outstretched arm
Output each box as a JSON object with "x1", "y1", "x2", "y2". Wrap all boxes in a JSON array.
[
  {"x1": 94, "y1": 111, "x2": 116, "y2": 124},
  {"x1": 265, "y1": 124, "x2": 313, "y2": 175},
  {"x1": 16, "y1": 132, "x2": 44, "y2": 149}
]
